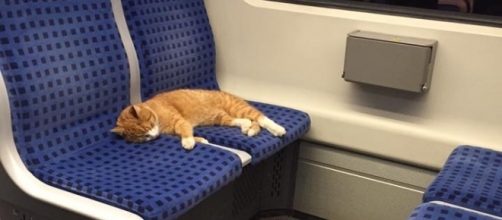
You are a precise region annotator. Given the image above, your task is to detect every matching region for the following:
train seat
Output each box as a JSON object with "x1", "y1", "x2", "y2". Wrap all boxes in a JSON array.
[
  {"x1": 0, "y1": 1, "x2": 243, "y2": 219},
  {"x1": 424, "y1": 145, "x2": 502, "y2": 217},
  {"x1": 121, "y1": 0, "x2": 311, "y2": 164},
  {"x1": 408, "y1": 145, "x2": 502, "y2": 219},
  {"x1": 409, "y1": 202, "x2": 499, "y2": 220}
]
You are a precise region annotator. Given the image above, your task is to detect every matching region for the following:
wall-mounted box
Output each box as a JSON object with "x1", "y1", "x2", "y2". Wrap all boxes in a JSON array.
[{"x1": 343, "y1": 31, "x2": 437, "y2": 93}]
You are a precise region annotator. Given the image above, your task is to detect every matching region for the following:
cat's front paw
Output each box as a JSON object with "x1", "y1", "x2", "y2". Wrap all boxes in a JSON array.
[
  {"x1": 246, "y1": 123, "x2": 261, "y2": 137},
  {"x1": 194, "y1": 136, "x2": 209, "y2": 144},
  {"x1": 181, "y1": 137, "x2": 196, "y2": 150}
]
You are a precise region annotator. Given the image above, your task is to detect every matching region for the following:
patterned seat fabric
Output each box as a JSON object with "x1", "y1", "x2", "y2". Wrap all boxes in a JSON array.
[
  {"x1": 195, "y1": 102, "x2": 310, "y2": 164},
  {"x1": 34, "y1": 137, "x2": 240, "y2": 220},
  {"x1": 0, "y1": 1, "x2": 241, "y2": 219},
  {"x1": 122, "y1": 0, "x2": 219, "y2": 100},
  {"x1": 409, "y1": 203, "x2": 498, "y2": 220},
  {"x1": 122, "y1": 0, "x2": 311, "y2": 164},
  {"x1": 423, "y1": 146, "x2": 502, "y2": 217}
]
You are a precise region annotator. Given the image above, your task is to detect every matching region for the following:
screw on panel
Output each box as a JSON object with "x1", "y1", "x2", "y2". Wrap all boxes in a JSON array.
[{"x1": 421, "y1": 84, "x2": 428, "y2": 91}]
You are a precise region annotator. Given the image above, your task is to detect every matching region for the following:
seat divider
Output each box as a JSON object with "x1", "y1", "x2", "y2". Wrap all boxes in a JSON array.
[
  {"x1": 111, "y1": 0, "x2": 142, "y2": 104},
  {"x1": 204, "y1": 143, "x2": 252, "y2": 166}
]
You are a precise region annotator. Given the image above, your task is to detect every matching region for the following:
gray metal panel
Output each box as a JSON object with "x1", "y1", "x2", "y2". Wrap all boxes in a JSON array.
[
  {"x1": 343, "y1": 31, "x2": 437, "y2": 93},
  {"x1": 294, "y1": 161, "x2": 423, "y2": 220},
  {"x1": 294, "y1": 143, "x2": 437, "y2": 220},
  {"x1": 299, "y1": 142, "x2": 437, "y2": 188}
]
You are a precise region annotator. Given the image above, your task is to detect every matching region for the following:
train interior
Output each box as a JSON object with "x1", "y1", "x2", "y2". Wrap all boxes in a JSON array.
[{"x1": 0, "y1": 0, "x2": 501, "y2": 219}]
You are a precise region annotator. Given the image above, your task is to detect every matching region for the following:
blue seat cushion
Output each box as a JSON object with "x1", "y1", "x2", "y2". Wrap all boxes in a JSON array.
[
  {"x1": 424, "y1": 145, "x2": 502, "y2": 217},
  {"x1": 31, "y1": 136, "x2": 241, "y2": 220},
  {"x1": 409, "y1": 202, "x2": 498, "y2": 220},
  {"x1": 195, "y1": 102, "x2": 310, "y2": 165}
]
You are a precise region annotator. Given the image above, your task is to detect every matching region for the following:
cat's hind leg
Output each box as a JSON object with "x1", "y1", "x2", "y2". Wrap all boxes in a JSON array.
[
  {"x1": 235, "y1": 110, "x2": 286, "y2": 137},
  {"x1": 258, "y1": 116, "x2": 286, "y2": 137},
  {"x1": 232, "y1": 118, "x2": 262, "y2": 137},
  {"x1": 223, "y1": 98, "x2": 285, "y2": 137},
  {"x1": 230, "y1": 118, "x2": 252, "y2": 134},
  {"x1": 213, "y1": 110, "x2": 259, "y2": 136}
]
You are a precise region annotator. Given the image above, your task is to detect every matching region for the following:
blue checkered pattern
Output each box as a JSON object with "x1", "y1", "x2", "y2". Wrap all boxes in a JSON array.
[
  {"x1": 33, "y1": 136, "x2": 241, "y2": 220},
  {"x1": 195, "y1": 102, "x2": 310, "y2": 164},
  {"x1": 122, "y1": 0, "x2": 219, "y2": 100},
  {"x1": 0, "y1": 1, "x2": 241, "y2": 219},
  {"x1": 409, "y1": 203, "x2": 498, "y2": 220},
  {"x1": 424, "y1": 146, "x2": 502, "y2": 217},
  {"x1": 0, "y1": 0, "x2": 129, "y2": 167},
  {"x1": 122, "y1": 0, "x2": 311, "y2": 164}
]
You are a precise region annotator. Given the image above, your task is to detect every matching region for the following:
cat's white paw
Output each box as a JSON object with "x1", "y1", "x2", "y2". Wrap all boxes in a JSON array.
[
  {"x1": 232, "y1": 118, "x2": 252, "y2": 134},
  {"x1": 258, "y1": 116, "x2": 287, "y2": 137},
  {"x1": 269, "y1": 125, "x2": 286, "y2": 137},
  {"x1": 247, "y1": 127, "x2": 260, "y2": 137},
  {"x1": 181, "y1": 137, "x2": 196, "y2": 150},
  {"x1": 195, "y1": 137, "x2": 209, "y2": 144}
]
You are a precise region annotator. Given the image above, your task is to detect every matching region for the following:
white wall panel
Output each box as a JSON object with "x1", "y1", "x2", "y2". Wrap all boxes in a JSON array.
[{"x1": 205, "y1": 0, "x2": 502, "y2": 169}]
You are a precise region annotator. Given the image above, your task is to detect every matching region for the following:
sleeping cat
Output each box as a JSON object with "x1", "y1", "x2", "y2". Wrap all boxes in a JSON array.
[{"x1": 112, "y1": 89, "x2": 286, "y2": 150}]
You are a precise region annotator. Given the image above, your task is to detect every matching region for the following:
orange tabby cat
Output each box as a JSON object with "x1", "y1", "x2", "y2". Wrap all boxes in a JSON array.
[{"x1": 112, "y1": 89, "x2": 286, "y2": 150}]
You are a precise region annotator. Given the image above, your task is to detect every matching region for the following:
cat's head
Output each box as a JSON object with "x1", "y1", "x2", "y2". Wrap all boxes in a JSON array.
[{"x1": 112, "y1": 105, "x2": 160, "y2": 143}]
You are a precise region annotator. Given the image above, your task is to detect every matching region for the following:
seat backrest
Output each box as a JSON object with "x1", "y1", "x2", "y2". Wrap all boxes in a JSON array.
[
  {"x1": 0, "y1": 0, "x2": 130, "y2": 168},
  {"x1": 122, "y1": 0, "x2": 219, "y2": 99}
]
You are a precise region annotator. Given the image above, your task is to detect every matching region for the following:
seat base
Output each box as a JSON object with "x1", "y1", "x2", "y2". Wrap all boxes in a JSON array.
[{"x1": 179, "y1": 142, "x2": 300, "y2": 220}]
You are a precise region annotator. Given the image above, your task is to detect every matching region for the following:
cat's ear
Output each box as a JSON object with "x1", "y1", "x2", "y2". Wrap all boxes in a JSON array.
[
  {"x1": 129, "y1": 105, "x2": 141, "y2": 118},
  {"x1": 111, "y1": 127, "x2": 125, "y2": 135}
]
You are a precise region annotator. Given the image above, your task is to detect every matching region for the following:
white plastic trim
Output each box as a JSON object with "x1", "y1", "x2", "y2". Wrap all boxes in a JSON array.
[
  {"x1": 205, "y1": 143, "x2": 252, "y2": 166},
  {"x1": 429, "y1": 201, "x2": 502, "y2": 220},
  {"x1": 111, "y1": 0, "x2": 142, "y2": 104},
  {"x1": 0, "y1": 72, "x2": 143, "y2": 220}
]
